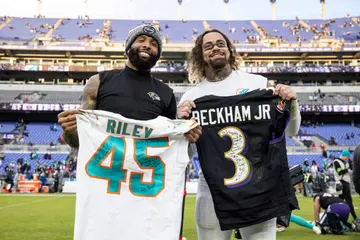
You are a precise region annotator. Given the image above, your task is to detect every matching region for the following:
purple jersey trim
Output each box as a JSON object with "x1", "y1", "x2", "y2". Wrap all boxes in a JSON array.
[{"x1": 269, "y1": 108, "x2": 291, "y2": 145}]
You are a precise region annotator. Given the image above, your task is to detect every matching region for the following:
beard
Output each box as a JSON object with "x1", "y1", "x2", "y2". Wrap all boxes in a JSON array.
[
  {"x1": 128, "y1": 47, "x2": 158, "y2": 71},
  {"x1": 208, "y1": 58, "x2": 229, "y2": 70}
]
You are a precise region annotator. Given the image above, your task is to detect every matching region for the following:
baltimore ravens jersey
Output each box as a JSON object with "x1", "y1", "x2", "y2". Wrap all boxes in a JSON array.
[
  {"x1": 74, "y1": 110, "x2": 197, "y2": 240},
  {"x1": 192, "y1": 88, "x2": 299, "y2": 230}
]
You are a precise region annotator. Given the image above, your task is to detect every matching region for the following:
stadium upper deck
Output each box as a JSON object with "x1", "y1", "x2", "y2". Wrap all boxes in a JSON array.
[{"x1": 0, "y1": 16, "x2": 359, "y2": 50}]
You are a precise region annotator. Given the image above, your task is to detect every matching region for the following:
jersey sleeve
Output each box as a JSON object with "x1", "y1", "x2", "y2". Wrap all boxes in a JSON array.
[
  {"x1": 273, "y1": 98, "x2": 292, "y2": 140},
  {"x1": 169, "y1": 119, "x2": 198, "y2": 134}
]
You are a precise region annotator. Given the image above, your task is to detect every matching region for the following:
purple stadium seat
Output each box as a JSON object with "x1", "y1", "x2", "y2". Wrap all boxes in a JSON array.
[
  {"x1": 300, "y1": 124, "x2": 360, "y2": 146},
  {"x1": 54, "y1": 19, "x2": 105, "y2": 41},
  {"x1": 160, "y1": 20, "x2": 203, "y2": 43},
  {"x1": 0, "y1": 122, "x2": 15, "y2": 133},
  {"x1": 0, "y1": 18, "x2": 58, "y2": 41},
  {"x1": 23, "y1": 123, "x2": 63, "y2": 145}
]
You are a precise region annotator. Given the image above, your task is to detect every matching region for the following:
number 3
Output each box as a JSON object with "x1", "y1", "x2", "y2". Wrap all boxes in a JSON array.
[
  {"x1": 85, "y1": 136, "x2": 169, "y2": 197},
  {"x1": 218, "y1": 127, "x2": 252, "y2": 187}
]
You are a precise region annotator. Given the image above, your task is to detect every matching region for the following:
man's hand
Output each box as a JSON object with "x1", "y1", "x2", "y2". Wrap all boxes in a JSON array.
[
  {"x1": 177, "y1": 101, "x2": 202, "y2": 143},
  {"x1": 273, "y1": 84, "x2": 297, "y2": 101},
  {"x1": 177, "y1": 101, "x2": 196, "y2": 119},
  {"x1": 185, "y1": 118, "x2": 202, "y2": 143},
  {"x1": 58, "y1": 110, "x2": 80, "y2": 134}
]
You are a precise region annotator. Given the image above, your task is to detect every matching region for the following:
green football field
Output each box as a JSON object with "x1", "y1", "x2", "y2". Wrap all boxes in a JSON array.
[{"x1": 0, "y1": 194, "x2": 359, "y2": 240}]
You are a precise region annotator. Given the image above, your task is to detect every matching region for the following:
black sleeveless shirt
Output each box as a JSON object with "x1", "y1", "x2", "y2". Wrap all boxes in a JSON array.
[{"x1": 96, "y1": 66, "x2": 176, "y2": 120}]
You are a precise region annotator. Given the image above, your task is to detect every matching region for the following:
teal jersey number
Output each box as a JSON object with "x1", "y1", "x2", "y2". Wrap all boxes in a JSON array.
[
  {"x1": 85, "y1": 136, "x2": 169, "y2": 197},
  {"x1": 130, "y1": 138, "x2": 169, "y2": 197}
]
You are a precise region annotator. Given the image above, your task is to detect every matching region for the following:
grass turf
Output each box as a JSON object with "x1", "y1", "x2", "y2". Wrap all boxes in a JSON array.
[{"x1": 0, "y1": 194, "x2": 359, "y2": 240}]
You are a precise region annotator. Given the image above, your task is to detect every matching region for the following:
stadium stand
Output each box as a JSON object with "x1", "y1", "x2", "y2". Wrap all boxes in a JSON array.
[
  {"x1": 0, "y1": 91, "x2": 82, "y2": 103},
  {"x1": 0, "y1": 122, "x2": 16, "y2": 133},
  {"x1": 160, "y1": 20, "x2": 203, "y2": 43},
  {"x1": 189, "y1": 150, "x2": 347, "y2": 178},
  {"x1": 300, "y1": 124, "x2": 360, "y2": 146},
  {"x1": 1, "y1": 153, "x2": 68, "y2": 165},
  {"x1": 23, "y1": 123, "x2": 63, "y2": 145},
  {"x1": 0, "y1": 11, "x2": 359, "y2": 200},
  {"x1": 0, "y1": 18, "x2": 58, "y2": 41},
  {"x1": 2, "y1": 90, "x2": 359, "y2": 106},
  {"x1": 286, "y1": 136, "x2": 299, "y2": 146},
  {"x1": 0, "y1": 17, "x2": 359, "y2": 43},
  {"x1": 297, "y1": 92, "x2": 360, "y2": 105},
  {"x1": 54, "y1": 19, "x2": 105, "y2": 41}
]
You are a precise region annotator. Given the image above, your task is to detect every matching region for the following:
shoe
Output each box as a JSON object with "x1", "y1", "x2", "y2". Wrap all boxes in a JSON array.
[
  {"x1": 312, "y1": 226, "x2": 322, "y2": 235},
  {"x1": 276, "y1": 226, "x2": 285, "y2": 232}
]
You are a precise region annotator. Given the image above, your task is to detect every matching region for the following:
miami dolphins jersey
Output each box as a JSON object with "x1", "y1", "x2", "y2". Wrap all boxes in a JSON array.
[{"x1": 74, "y1": 110, "x2": 197, "y2": 240}]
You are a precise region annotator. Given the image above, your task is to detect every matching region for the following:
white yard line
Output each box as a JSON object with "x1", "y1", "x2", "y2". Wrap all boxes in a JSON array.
[
  {"x1": 0, "y1": 196, "x2": 63, "y2": 210},
  {"x1": 0, "y1": 194, "x2": 75, "y2": 197}
]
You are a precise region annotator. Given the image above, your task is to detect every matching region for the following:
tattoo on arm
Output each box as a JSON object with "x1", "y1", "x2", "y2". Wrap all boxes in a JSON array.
[{"x1": 64, "y1": 74, "x2": 100, "y2": 148}]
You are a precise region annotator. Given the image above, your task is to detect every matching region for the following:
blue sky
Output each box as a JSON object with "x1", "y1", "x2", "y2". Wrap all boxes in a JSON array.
[{"x1": 0, "y1": 0, "x2": 359, "y2": 20}]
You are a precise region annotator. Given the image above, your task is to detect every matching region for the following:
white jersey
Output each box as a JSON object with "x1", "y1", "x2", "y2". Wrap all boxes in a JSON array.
[
  {"x1": 74, "y1": 110, "x2": 197, "y2": 240},
  {"x1": 179, "y1": 70, "x2": 268, "y2": 104}
]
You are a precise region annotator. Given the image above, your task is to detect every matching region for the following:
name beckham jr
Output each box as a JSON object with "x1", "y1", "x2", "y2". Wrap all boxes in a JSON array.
[{"x1": 192, "y1": 104, "x2": 271, "y2": 126}]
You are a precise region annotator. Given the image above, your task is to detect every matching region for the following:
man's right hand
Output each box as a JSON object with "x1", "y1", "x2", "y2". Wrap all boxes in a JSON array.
[
  {"x1": 177, "y1": 101, "x2": 196, "y2": 119},
  {"x1": 58, "y1": 110, "x2": 81, "y2": 134}
]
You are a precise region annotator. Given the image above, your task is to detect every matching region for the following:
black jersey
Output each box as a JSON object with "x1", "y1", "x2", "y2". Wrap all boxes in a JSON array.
[
  {"x1": 96, "y1": 66, "x2": 176, "y2": 120},
  {"x1": 315, "y1": 193, "x2": 344, "y2": 210},
  {"x1": 192, "y1": 89, "x2": 298, "y2": 230}
]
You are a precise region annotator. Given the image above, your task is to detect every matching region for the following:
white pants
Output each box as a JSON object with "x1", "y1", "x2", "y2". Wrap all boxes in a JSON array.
[{"x1": 196, "y1": 173, "x2": 277, "y2": 240}]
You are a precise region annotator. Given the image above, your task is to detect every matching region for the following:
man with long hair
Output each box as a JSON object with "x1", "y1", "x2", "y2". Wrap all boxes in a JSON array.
[{"x1": 177, "y1": 29, "x2": 301, "y2": 240}]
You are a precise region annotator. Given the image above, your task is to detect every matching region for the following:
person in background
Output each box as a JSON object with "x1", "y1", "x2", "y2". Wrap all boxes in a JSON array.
[
  {"x1": 334, "y1": 150, "x2": 359, "y2": 221},
  {"x1": 277, "y1": 213, "x2": 321, "y2": 234},
  {"x1": 313, "y1": 192, "x2": 360, "y2": 234},
  {"x1": 30, "y1": 150, "x2": 38, "y2": 160},
  {"x1": 303, "y1": 160, "x2": 313, "y2": 197},
  {"x1": 14, "y1": 169, "x2": 20, "y2": 193},
  {"x1": 50, "y1": 123, "x2": 58, "y2": 131},
  {"x1": 44, "y1": 151, "x2": 52, "y2": 160}
]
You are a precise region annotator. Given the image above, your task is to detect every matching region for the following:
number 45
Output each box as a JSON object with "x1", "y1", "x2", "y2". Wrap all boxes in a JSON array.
[{"x1": 85, "y1": 136, "x2": 170, "y2": 197}]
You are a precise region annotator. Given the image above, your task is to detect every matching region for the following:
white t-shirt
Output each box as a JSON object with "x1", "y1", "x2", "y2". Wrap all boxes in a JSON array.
[
  {"x1": 74, "y1": 110, "x2": 197, "y2": 240},
  {"x1": 179, "y1": 70, "x2": 268, "y2": 104}
]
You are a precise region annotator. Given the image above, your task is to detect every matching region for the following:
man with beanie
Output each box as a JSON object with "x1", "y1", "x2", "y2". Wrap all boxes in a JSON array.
[
  {"x1": 334, "y1": 150, "x2": 358, "y2": 221},
  {"x1": 58, "y1": 23, "x2": 202, "y2": 148}
]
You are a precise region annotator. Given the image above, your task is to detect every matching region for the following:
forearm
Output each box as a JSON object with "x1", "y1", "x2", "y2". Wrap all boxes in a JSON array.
[
  {"x1": 285, "y1": 100, "x2": 301, "y2": 137},
  {"x1": 64, "y1": 130, "x2": 79, "y2": 149},
  {"x1": 314, "y1": 198, "x2": 321, "y2": 221}
]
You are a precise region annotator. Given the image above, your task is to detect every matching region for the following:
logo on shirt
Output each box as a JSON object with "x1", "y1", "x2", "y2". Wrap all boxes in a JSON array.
[
  {"x1": 275, "y1": 98, "x2": 287, "y2": 113},
  {"x1": 147, "y1": 92, "x2": 160, "y2": 101},
  {"x1": 236, "y1": 88, "x2": 249, "y2": 95}
]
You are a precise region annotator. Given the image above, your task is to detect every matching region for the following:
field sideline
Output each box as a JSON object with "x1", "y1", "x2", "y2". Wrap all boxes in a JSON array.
[{"x1": 0, "y1": 194, "x2": 359, "y2": 240}]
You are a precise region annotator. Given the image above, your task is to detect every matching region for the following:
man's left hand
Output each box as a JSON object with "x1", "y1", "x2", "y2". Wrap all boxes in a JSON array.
[
  {"x1": 273, "y1": 84, "x2": 297, "y2": 101},
  {"x1": 185, "y1": 119, "x2": 202, "y2": 143}
]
